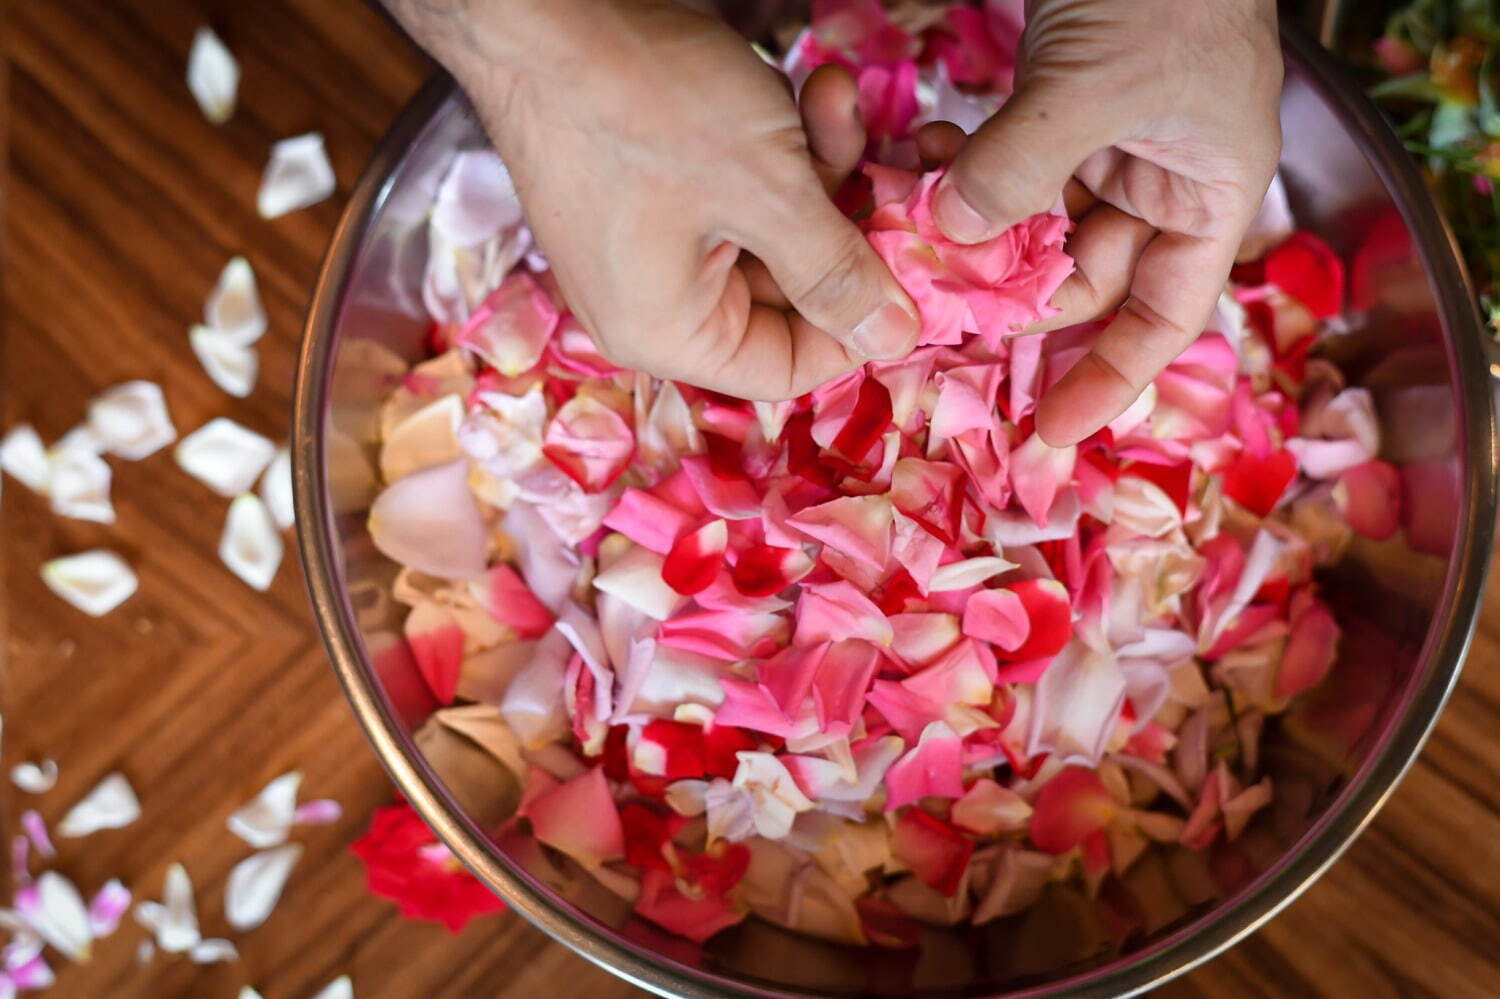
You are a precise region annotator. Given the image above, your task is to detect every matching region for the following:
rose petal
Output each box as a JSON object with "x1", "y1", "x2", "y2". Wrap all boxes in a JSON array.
[
  {"x1": 225, "y1": 844, "x2": 303, "y2": 931},
  {"x1": 186, "y1": 27, "x2": 238, "y2": 123},
  {"x1": 87, "y1": 381, "x2": 178, "y2": 460},
  {"x1": 176, "y1": 418, "x2": 276, "y2": 497},
  {"x1": 18, "y1": 872, "x2": 91, "y2": 963},
  {"x1": 1274, "y1": 600, "x2": 1339, "y2": 699},
  {"x1": 890, "y1": 808, "x2": 973, "y2": 897},
  {"x1": 1333, "y1": 460, "x2": 1401, "y2": 540},
  {"x1": 542, "y1": 394, "x2": 635, "y2": 493},
  {"x1": 42, "y1": 550, "x2": 138, "y2": 617},
  {"x1": 950, "y1": 778, "x2": 1032, "y2": 836},
  {"x1": 189, "y1": 326, "x2": 258, "y2": 398},
  {"x1": 456, "y1": 272, "x2": 558, "y2": 377},
  {"x1": 663, "y1": 519, "x2": 728, "y2": 595},
  {"x1": 1029, "y1": 768, "x2": 1116, "y2": 854},
  {"x1": 311, "y1": 976, "x2": 354, "y2": 999},
  {"x1": 59, "y1": 773, "x2": 142, "y2": 838},
  {"x1": 883, "y1": 721, "x2": 964, "y2": 811},
  {"x1": 258, "y1": 446, "x2": 294, "y2": 530},
  {"x1": 257, "y1": 133, "x2": 335, "y2": 219},
  {"x1": 228, "y1": 772, "x2": 302, "y2": 849},
  {"x1": 190, "y1": 938, "x2": 239, "y2": 964},
  {"x1": 432, "y1": 150, "x2": 522, "y2": 247},
  {"x1": 9, "y1": 761, "x2": 58, "y2": 795},
  {"x1": 204, "y1": 256, "x2": 267, "y2": 344},
  {"x1": 1, "y1": 424, "x2": 50, "y2": 494},
  {"x1": 48, "y1": 447, "x2": 114, "y2": 523},
  {"x1": 87, "y1": 880, "x2": 131, "y2": 938},
  {"x1": 219, "y1": 494, "x2": 284, "y2": 591},
  {"x1": 379, "y1": 394, "x2": 465, "y2": 483},
  {"x1": 527, "y1": 767, "x2": 624, "y2": 866},
  {"x1": 369, "y1": 459, "x2": 489, "y2": 580}
]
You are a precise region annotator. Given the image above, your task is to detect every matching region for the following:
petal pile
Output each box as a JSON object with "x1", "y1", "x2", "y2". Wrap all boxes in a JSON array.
[{"x1": 352, "y1": 0, "x2": 1390, "y2": 948}]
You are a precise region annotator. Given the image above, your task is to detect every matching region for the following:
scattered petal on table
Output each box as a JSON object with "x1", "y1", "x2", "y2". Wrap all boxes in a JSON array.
[
  {"x1": 16, "y1": 872, "x2": 92, "y2": 963},
  {"x1": 225, "y1": 843, "x2": 303, "y2": 931},
  {"x1": 205, "y1": 256, "x2": 267, "y2": 344},
  {"x1": 59, "y1": 773, "x2": 142, "y2": 838},
  {"x1": 87, "y1": 380, "x2": 177, "y2": 460},
  {"x1": 227, "y1": 771, "x2": 301, "y2": 849},
  {"x1": 190, "y1": 326, "x2": 259, "y2": 398},
  {"x1": 311, "y1": 976, "x2": 353, "y2": 999},
  {"x1": 86, "y1": 879, "x2": 131, "y2": 937},
  {"x1": 260, "y1": 445, "x2": 294, "y2": 529},
  {"x1": 155, "y1": 862, "x2": 201, "y2": 953},
  {"x1": 9, "y1": 760, "x2": 58, "y2": 795},
  {"x1": 219, "y1": 494, "x2": 284, "y2": 591},
  {"x1": 1, "y1": 424, "x2": 51, "y2": 494},
  {"x1": 257, "y1": 133, "x2": 335, "y2": 219},
  {"x1": 42, "y1": 551, "x2": 138, "y2": 617},
  {"x1": 186, "y1": 26, "x2": 238, "y2": 124},
  {"x1": 189, "y1": 938, "x2": 239, "y2": 964},
  {"x1": 48, "y1": 448, "x2": 114, "y2": 523},
  {"x1": 176, "y1": 417, "x2": 277, "y2": 496},
  {"x1": 20, "y1": 812, "x2": 54, "y2": 859}
]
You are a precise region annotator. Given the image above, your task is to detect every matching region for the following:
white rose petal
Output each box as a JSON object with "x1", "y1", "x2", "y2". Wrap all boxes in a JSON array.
[
  {"x1": 227, "y1": 771, "x2": 300, "y2": 849},
  {"x1": 187, "y1": 26, "x2": 239, "y2": 124},
  {"x1": 257, "y1": 133, "x2": 335, "y2": 219},
  {"x1": 87, "y1": 381, "x2": 178, "y2": 460},
  {"x1": 311, "y1": 976, "x2": 353, "y2": 999},
  {"x1": 176, "y1": 417, "x2": 276, "y2": 496},
  {"x1": 156, "y1": 862, "x2": 200, "y2": 953},
  {"x1": 49, "y1": 449, "x2": 114, "y2": 523},
  {"x1": 219, "y1": 494, "x2": 283, "y2": 591},
  {"x1": 21, "y1": 872, "x2": 92, "y2": 963},
  {"x1": 225, "y1": 843, "x2": 302, "y2": 931},
  {"x1": 190, "y1": 326, "x2": 259, "y2": 398},
  {"x1": 42, "y1": 551, "x2": 138, "y2": 617},
  {"x1": 259, "y1": 446, "x2": 294, "y2": 530},
  {"x1": 10, "y1": 760, "x2": 58, "y2": 794},
  {"x1": 59, "y1": 773, "x2": 142, "y2": 837},
  {"x1": 205, "y1": 256, "x2": 267, "y2": 344},
  {"x1": 1, "y1": 424, "x2": 51, "y2": 494},
  {"x1": 190, "y1": 937, "x2": 239, "y2": 964}
]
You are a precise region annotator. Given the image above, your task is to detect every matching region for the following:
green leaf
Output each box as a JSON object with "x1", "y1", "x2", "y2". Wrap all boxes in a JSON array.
[
  {"x1": 1431, "y1": 99, "x2": 1481, "y2": 148},
  {"x1": 1371, "y1": 73, "x2": 1448, "y2": 102}
]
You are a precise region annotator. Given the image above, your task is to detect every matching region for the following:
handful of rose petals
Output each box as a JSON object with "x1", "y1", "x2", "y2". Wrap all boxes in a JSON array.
[{"x1": 360, "y1": 0, "x2": 1399, "y2": 947}]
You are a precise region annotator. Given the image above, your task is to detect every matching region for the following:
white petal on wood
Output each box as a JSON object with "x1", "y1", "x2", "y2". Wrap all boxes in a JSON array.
[
  {"x1": 136, "y1": 938, "x2": 155, "y2": 964},
  {"x1": 310, "y1": 975, "x2": 353, "y2": 999},
  {"x1": 175, "y1": 417, "x2": 276, "y2": 496},
  {"x1": 190, "y1": 326, "x2": 259, "y2": 398},
  {"x1": 205, "y1": 256, "x2": 267, "y2": 344},
  {"x1": 189, "y1": 938, "x2": 239, "y2": 964},
  {"x1": 186, "y1": 26, "x2": 239, "y2": 124},
  {"x1": 238, "y1": 989, "x2": 265, "y2": 999},
  {"x1": 257, "y1": 133, "x2": 335, "y2": 219},
  {"x1": 259, "y1": 446, "x2": 294, "y2": 530},
  {"x1": 156, "y1": 862, "x2": 201, "y2": 953},
  {"x1": 9, "y1": 760, "x2": 58, "y2": 794},
  {"x1": 87, "y1": 381, "x2": 178, "y2": 460},
  {"x1": 22, "y1": 872, "x2": 92, "y2": 963},
  {"x1": 1, "y1": 424, "x2": 51, "y2": 494},
  {"x1": 48, "y1": 449, "x2": 114, "y2": 523},
  {"x1": 42, "y1": 551, "x2": 138, "y2": 617},
  {"x1": 219, "y1": 494, "x2": 284, "y2": 591},
  {"x1": 52, "y1": 422, "x2": 105, "y2": 458},
  {"x1": 225, "y1": 844, "x2": 302, "y2": 931},
  {"x1": 59, "y1": 773, "x2": 142, "y2": 837},
  {"x1": 227, "y1": 771, "x2": 300, "y2": 849}
]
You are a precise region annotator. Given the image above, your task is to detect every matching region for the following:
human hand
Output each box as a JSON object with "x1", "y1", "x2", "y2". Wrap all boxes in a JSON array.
[
  {"x1": 929, "y1": 0, "x2": 1283, "y2": 445},
  {"x1": 384, "y1": 0, "x2": 918, "y2": 400}
]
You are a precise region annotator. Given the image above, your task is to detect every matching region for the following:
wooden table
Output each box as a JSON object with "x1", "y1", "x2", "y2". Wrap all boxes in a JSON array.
[{"x1": 4, "y1": 2, "x2": 1498, "y2": 996}]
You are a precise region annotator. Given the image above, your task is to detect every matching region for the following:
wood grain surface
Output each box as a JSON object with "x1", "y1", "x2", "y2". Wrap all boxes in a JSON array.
[{"x1": 3, "y1": 2, "x2": 1498, "y2": 997}]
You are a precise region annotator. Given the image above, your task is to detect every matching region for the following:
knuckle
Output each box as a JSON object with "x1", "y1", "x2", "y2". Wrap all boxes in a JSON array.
[{"x1": 790, "y1": 236, "x2": 870, "y2": 322}]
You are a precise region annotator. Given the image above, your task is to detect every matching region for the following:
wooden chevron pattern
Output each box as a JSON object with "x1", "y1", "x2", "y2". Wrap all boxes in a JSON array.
[{"x1": 2, "y1": 1, "x2": 1498, "y2": 996}]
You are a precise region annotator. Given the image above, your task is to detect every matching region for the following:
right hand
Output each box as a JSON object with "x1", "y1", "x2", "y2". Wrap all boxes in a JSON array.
[{"x1": 385, "y1": 0, "x2": 919, "y2": 401}]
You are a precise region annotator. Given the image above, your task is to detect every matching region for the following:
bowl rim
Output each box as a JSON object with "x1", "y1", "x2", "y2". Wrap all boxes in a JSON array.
[{"x1": 292, "y1": 24, "x2": 1498, "y2": 999}]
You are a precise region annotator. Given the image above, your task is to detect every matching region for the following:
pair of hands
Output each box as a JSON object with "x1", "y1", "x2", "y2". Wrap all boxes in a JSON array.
[{"x1": 388, "y1": 0, "x2": 1282, "y2": 446}]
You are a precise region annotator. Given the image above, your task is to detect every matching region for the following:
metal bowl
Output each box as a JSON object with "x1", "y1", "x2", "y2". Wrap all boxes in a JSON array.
[{"x1": 293, "y1": 26, "x2": 1497, "y2": 999}]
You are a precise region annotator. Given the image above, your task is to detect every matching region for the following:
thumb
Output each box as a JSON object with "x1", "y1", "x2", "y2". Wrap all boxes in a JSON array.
[
  {"x1": 740, "y1": 189, "x2": 920, "y2": 361},
  {"x1": 933, "y1": 82, "x2": 1119, "y2": 245}
]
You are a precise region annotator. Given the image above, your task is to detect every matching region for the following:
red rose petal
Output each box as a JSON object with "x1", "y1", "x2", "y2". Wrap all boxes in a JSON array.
[
  {"x1": 890, "y1": 808, "x2": 974, "y2": 897},
  {"x1": 1264, "y1": 231, "x2": 1346, "y2": 319},
  {"x1": 1029, "y1": 768, "x2": 1115, "y2": 854},
  {"x1": 1221, "y1": 447, "x2": 1297, "y2": 517},
  {"x1": 662, "y1": 519, "x2": 728, "y2": 596}
]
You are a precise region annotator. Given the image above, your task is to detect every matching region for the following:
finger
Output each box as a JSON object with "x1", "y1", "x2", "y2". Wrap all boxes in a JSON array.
[
  {"x1": 739, "y1": 253, "x2": 791, "y2": 309},
  {"x1": 916, "y1": 120, "x2": 967, "y2": 169},
  {"x1": 1024, "y1": 202, "x2": 1155, "y2": 335},
  {"x1": 654, "y1": 267, "x2": 860, "y2": 401},
  {"x1": 1034, "y1": 228, "x2": 1239, "y2": 446},
  {"x1": 932, "y1": 82, "x2": 1123, "y2": 244},
  {"x1": 736, "y1": 180, "x2": 920, "y2": 362},
  {"x1": 799, "y1": 63, "x2": 865, "y2": 194}
]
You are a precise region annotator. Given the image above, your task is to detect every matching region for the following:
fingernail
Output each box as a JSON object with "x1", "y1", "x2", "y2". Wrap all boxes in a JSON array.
[
  {"x1": 933, "y1": 179, "x2": 994, "y2": 244},
  {"x1": 852, "y1": 301, "x2": 920, "y2": 360}
]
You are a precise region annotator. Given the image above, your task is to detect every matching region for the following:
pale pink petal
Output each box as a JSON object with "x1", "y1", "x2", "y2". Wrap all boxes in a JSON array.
[
  {"x1": 679, "y1": 455, "x2": 762, "y2": 519},
  {"x1": 961, "y1": 588, "x2": 1029, "y2": 651},
  {"x1": 884, "y1": 721, "x2": 964, "y2": 811},
  {"x1": 1027, "y1": 642, "x2": 1126, "y2": 766},
  {"x1": 1333, "y1": 460, "x2": 1401, "y2": 540},
  {"x1": 1009, "y1": 434, "x2": 1076, "y2": 527},
  {"x1": 20, "y1": 812, "x2": 53, "y2": 861},
  {"x1": 732, "y1": 752, "x2": 815, "y2": 839},
  {"x1": 951, "y1": 778, "x2": 1032, "y2": 835},
  {"x1": 794, "y1": 580, "x2": 893, "y2": 646},
  {"x1": 927, "y1": 555, "x2": 1014, "y2": 592},
  {"x1": 888, "y1": 612, "x2": 961, "y2": 670},
  {"x1": 87, "y1": 880, "x2": 131, "y2": 938},
  {"x1": 368, "y1": 459, "x2": 488, "y2": 580},
  {"x1": 602, "y1": 488, "x2": 694, "y2": 554},
  {"x1": 543, "y1": 394, "x2": 634, "y2": 493},
  {"x1": 1274, "y1": 600, "x2": 1339, "y2": 699},
  {"x1": 292, "y1": 799, "x2": 342, "y2": 827},
  {"x1": 528, "y1": 767, "x2": 624, "y2": 866}
]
